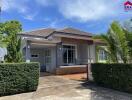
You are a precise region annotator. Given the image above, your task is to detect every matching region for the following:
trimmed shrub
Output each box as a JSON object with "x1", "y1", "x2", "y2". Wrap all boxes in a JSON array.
[
  {"x1": 92, "y1": 63, "x2": 132, "y2": 93},
  {"x1": 0, "y1": 62, "x2": 40, "y2": 96}
]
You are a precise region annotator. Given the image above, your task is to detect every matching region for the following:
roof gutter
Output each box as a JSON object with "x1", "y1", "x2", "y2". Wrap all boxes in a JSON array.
[{"x1": 18, "y1": 34, "x2": 46, "y2": 39}]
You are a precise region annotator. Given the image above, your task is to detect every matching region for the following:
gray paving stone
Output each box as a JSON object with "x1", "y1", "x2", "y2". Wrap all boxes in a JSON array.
[{"x1": 0, "y1": 75, "x2": 132, "y2": 100}]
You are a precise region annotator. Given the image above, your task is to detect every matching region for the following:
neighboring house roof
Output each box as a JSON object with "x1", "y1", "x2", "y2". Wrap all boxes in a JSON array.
[{"x1": 20, "y1": 27, "x2": 92, "y2": 38}]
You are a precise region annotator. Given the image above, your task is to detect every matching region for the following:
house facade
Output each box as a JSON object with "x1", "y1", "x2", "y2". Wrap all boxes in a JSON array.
[{"x1": 19, "y1": 27, "x2": 106, "y2": 74}]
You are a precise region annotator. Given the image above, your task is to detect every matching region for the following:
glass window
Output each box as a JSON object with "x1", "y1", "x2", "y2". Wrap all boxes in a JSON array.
[
  {"x1": 62, "y1": 45, "x2": 76, "y2": 65},
  {"x1": 31, "y1": 54, "x2": 39, "y2": 58},
  {"x1": 98, "y1": 50, "x2": 107, "y2": 61},
  {"x1": 45, "y1": 49, "x2": 51, "y2": 65}
]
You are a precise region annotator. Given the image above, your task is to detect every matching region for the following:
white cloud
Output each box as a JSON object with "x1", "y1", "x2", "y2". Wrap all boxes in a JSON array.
[
  {"x1": 1, "y1": 0, "x2": 37, "y2": 20},
  {"x1": 2, "y1": 0, "x2": 27, "y2": 12},
  {"x1": 24, "y1": 15, "x2": 33, "y2": 20},
  {"x1": 1, "y1": 0, "x2": 12, "y2": 11},
  {"x1": 35, "y1": 0, "x2": 56, "y2": 6},
  {"x1": 58, "y1": 0, "x2": 123, "y2": 22},
  {"x1": 2, "y1": 0, "x2": 131, "y2": 22},
  {"x1": 43, "y1": 18, "x2": 65, "y2": 28},
  {"x1": 34, "y1": 0, "x2": 127, "y2": 22},
  {"x1": 48, "y1": 19, "x2": 63, "y2": 28}
]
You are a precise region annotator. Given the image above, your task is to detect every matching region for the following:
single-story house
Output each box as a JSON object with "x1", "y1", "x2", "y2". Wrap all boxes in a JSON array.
[{"x1": 19, "y1": 27, "x2": 107, "y2": 74}]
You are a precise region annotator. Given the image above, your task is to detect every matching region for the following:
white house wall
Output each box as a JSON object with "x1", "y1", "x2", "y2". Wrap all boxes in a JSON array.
[
  {"x1": 77, "y1": 44, "x2": 96, "y2": 64},
  {"x1": 30, "y1": 46, "x2": 57, "y2": 73},
  {"x1": 89, "y1": 44, "x2": 96, "y2": 63},
  {"x1": 77, "y1": 44, "x2": 89, "y2": 64}
]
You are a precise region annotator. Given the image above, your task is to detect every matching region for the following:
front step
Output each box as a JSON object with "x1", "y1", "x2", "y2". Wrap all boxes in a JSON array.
[{"x1": 56, "y1": 65, "x2": 87, "y2": 75}]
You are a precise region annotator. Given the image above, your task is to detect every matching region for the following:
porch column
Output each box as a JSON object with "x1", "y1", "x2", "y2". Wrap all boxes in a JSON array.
[
  {"x1": 88, "y1": 45, "x2": 91, "y2": 63},
  {"x1": 26, "y1": 40, "x2": 31, "y2": 63},
  {"x1": 88, "y1": 44, "x2": 93, "y2": 81}
]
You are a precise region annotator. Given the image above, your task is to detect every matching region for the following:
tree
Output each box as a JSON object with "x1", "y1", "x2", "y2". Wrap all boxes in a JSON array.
[
  {"x1": 0, "y1": 34, "x2": 8, "y2": 47},
  {"x1": 110, "y1": 21, "x2": 129, "y2": 63},
  {"x1": 101, "y1": 33, "x2": 118, "y2": 63},
  {"x1": 94, "y1": 21, "x2": 130, "y2": 63},
  {"x1": 93, "y1": 33, "x2": 119, "y2": 63},
  {"x1": 0, "y1": 23, "x2": 8, "y2": 47},
  {"x1": 2, "y1": 20, "x2": 23, "y2": 62},
  {"x1": 125, "y1": 28, "x2": 132, "y2": 62}
]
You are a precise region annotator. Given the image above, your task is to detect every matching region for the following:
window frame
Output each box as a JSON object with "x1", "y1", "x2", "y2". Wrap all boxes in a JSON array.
[
  {"x1": 31, "y1": 54, "x2": 39, "y2": 58},
  {"x1": 98, "y1": 49, "x2": 107, "y2": 61},
  {"x1": 62, "y1": 44, "x2": 77, "y2": 65},
  {"x1": 45, "y1": 49, "x2": 51, "y2": 65}
]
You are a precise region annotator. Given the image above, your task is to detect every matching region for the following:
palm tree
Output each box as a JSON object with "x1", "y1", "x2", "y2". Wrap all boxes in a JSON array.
[
  {"x1": 94, "y1": 21, "x2": 130, "y2": 63},
  {"x1": 110, "y1": 21, "x2": 129, "y2": 63},
  {"x1": 125, "y1": 29, "x2": 132, "y2": 63},
  {"x1": 101, "y1": 33, "x2": 118, "y2": 63}
]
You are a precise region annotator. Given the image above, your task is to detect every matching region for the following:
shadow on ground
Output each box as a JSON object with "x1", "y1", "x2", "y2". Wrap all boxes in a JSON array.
[
  {"x1": 40, "y1": 72, "x2": 55, "y2": 77},
  {"x1": 76, "y1": 81, "x2": 132, "y2": 100}
]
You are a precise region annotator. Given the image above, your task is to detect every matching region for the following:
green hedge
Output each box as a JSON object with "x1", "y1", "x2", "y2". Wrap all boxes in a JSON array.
[
  {"x1": 0, "y1": 62, "x2": 40, "y2": 96},
  {"x1": 92, "y1": 63, "x2": 132, "y2": 93}
]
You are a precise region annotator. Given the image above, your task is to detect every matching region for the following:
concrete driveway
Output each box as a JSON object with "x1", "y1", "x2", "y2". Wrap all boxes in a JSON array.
[{"x1": 0, "y1": 75, "x2": 132, "y2": 100}]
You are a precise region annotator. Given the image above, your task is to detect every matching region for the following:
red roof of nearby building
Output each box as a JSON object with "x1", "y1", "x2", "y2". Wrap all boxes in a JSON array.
[{"x1": 124, "y1": 1, "x2": 132, "y2": 6}]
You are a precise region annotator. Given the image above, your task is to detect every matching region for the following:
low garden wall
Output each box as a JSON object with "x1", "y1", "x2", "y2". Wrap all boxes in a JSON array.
[
  {"x1": 0, "y1": 62, "x2": 40, "y2": 96},
  {"x1": 91, "y1": 63, "x2": 132, "y2": 93}
]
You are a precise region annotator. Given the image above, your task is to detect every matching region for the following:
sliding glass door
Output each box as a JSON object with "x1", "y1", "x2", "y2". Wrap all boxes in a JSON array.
[{"x1": 62, "y1": 45, "x2": 76, "y2": 65}]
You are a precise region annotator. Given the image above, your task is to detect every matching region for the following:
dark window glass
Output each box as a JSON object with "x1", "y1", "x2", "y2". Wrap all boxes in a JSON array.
[
  {"x1": 31, "y1": 54, "x2": 38, "y2": 58},
  {"x1": 62, "y1": 45, "x2": 76, "y2": 65}
]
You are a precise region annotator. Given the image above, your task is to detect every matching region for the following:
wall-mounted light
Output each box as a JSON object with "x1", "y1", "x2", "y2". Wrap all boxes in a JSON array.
[
  {"x1": 28, "y1": 45, "x2": 30, "y2": 49},
  {"x1": 59, "y1": 47, "x2": 62, "y2": 50}
]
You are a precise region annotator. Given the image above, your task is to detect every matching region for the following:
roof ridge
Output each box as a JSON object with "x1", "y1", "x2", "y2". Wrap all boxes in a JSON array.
[
  {"x1": 58, "y1": 27, "x2": 93, "y2": 36},
  {"x1": 21, "y1": 27, "x2": 56, "y2": 33}
]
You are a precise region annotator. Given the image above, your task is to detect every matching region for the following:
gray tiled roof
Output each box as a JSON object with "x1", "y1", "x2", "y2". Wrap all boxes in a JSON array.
[
  {"x1": 20, "y1": 28, "x2": 55, "y2": 37},
  {"x1": 58, "y1": 27, "x2": 92, "y2": 37},
  {"x1": 20, "y1": 27, "x2": 92, "y2": 37}
]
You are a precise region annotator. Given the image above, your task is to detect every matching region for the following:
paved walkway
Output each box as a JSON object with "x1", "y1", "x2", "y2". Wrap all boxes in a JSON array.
[
  {"x1": 0, "y1": 75, "x2": 132, "y2": 100},
  {"x1": 61, "y1": 73, "x2": 87, "y2": 81}
]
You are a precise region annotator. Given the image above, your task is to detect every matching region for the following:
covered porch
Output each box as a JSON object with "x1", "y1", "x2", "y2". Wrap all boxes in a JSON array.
[{"x1": 24, "y1": 37, "x2": 95, "y2": 74}]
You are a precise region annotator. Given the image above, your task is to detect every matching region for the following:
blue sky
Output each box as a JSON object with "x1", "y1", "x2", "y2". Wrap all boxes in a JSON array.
[{"x1": 1, "y1": 0, "x2": 132, "y2": 34}]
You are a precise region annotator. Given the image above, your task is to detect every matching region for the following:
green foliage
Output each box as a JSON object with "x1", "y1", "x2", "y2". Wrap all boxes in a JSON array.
[
  {"x1": 0, "y1": 34, "x2": 8, "y2": 47},
  {"x1": 126, "y1": 31, "x2": 132, "y2": 62},
  {"x1": 92, "y1": 63, "x2": 132, "y2": 93},
  {"x1": 1, "y1": 20, "x2": 23, "y2": 62},
  {"x1": 0, "y1": 62, "x2": 40, "y2": 96},
  {"x1": 0, "y1": 23, "x2": 8, "y2": 47},
  {"x1": 95, "y1": 21, "x2": 130, "y2": 63},
  {"x1": 2, "y1": 20, "x2": 22, "y2": 35},
  {"x1": 101, "y1": 33, "x2": 118, "y2": 63},
  {"x1": 111, "y1": 22, "x2": 129, "y2": 63}
]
